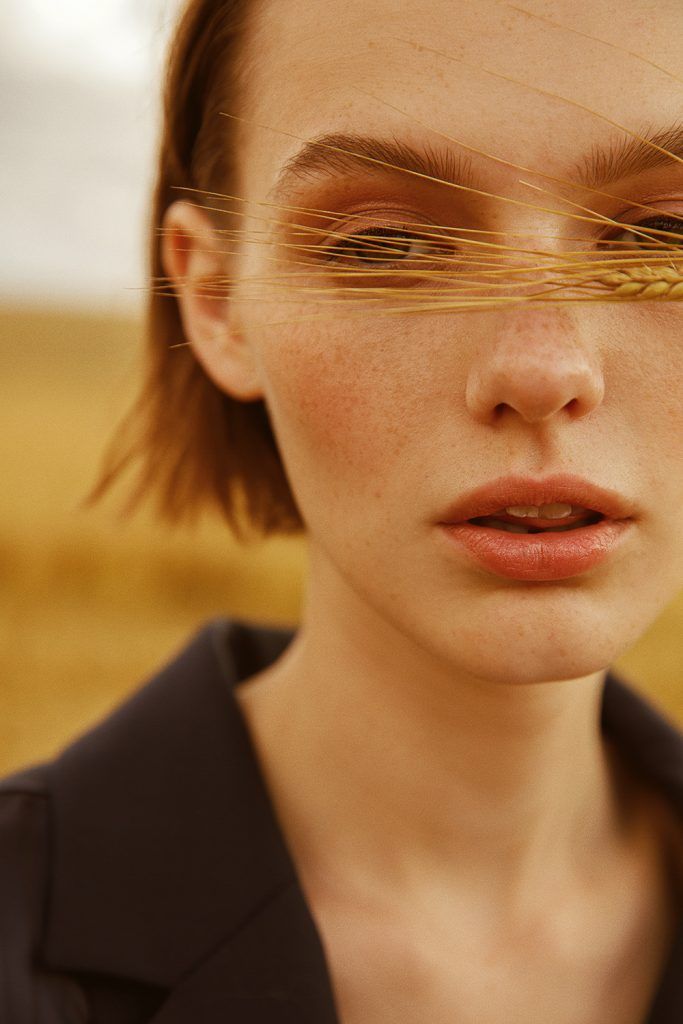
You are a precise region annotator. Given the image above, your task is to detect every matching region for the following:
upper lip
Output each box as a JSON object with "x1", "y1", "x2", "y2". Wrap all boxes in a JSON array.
[{"x1": 439, "y1": 473, "x2": 636, "y2": 523}]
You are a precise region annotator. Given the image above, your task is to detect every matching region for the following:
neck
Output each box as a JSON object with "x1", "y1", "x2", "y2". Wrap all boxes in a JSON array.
[{"x1": 235, "y1": 558, "x2": 630, "y2": 919}]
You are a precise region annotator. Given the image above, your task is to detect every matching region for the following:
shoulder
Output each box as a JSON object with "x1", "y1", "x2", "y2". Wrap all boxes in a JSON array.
[
  {"x1": 0, "y1": 618, "x2": 231, "y2": 1024},
  {"x1": 0, "y1": 617, "x2": 296, "y2": 1023},
  {"x1": 602, "y1": 670, "x2": 683, "y2": 817}
]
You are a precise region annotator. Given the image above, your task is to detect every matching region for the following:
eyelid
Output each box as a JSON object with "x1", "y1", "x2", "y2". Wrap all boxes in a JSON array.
[
  {"x1": 323, "y1": 222, "x2": 433, "y2": 249},
  {"x1": 316, "y1": 208, "x2": 440, "y2": 240},
  {"x1": 610, "y1": 202, "x2": 683, "y2": 226},
  {"x1": 318, "y1": 223, "x2": 455, "y2": 271},
  {"x1": 599, "y1": 206, "x2": 683, "y2": 248},
  {"x1": 313, "y1": 212, "x2": 460, "y2": 260}
]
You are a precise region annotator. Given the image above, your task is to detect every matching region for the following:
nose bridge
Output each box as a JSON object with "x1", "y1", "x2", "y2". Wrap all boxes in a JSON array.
[{"x1": 464, "y1": 304, "x2": 605, "y2": 425}]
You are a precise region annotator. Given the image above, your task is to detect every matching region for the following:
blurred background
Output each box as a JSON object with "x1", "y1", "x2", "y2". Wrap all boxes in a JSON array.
[
  {"x1": 1, "y1": 0, "x2": 681, "y2": 777},
  {"x1": 0, "y1": 0, "x2": 306, "y2": 776}
]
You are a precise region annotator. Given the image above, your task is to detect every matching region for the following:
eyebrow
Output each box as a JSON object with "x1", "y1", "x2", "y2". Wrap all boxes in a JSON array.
[
  {"x1": 574, "y1": 123, "x2": 683, "y2": 188},
  {"x1": 268, "y1": 134, "x2": 476, "y2": 200},
  {"x1": 267, "y1": 124, "x2": 683, "y2": 202}
]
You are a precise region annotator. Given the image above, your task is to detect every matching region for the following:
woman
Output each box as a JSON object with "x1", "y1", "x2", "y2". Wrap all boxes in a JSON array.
[{"x1": 1, "y1": 0, "x2": 682, "y2": 1020}]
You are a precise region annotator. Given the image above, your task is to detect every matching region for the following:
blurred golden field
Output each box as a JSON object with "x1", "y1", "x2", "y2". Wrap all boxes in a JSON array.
[
  {"x1": 0, "y1": 306, "x2": 306, "y2": 776},
  {"x1": 0, "y1": 305, "x2": 681, "y2": 777}
]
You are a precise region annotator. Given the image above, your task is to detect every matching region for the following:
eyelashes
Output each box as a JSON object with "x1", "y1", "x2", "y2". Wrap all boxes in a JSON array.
[
  {"x1": 321, "y1": 225, "x2": 452, "y2": 269},
  {"x1": 315, "y1": 214, "x2": 683, "y2": 281},
  {"x1": 602, "y1": 215, "x2": 683, "y2": 250}
]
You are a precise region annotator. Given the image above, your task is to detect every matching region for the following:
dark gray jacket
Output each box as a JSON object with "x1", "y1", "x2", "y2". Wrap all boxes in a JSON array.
[{"x1": 1, "y1": 619, "x2": 681, "y2": 1022}]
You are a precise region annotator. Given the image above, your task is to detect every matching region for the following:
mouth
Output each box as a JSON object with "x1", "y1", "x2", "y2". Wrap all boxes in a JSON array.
[
  {"x1": 437, "y1": 475, "x2": 635, "y2": 581},
  {"x1": 466, "y1": 506, "x2": 605, "y2": 534}
]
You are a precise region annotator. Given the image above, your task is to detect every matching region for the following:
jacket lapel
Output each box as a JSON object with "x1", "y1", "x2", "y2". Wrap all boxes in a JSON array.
[
  {"x1": 148, "y1": 883, "x2": 338, "y2": 1023},
  {"x1": 601, "y1": 671, "x2": 683, "y2": 816},
  {"x1": 41, "y1": 619, "x2": 339, "y2": 1020},
  {"x1": 601, "y1": 673, "x2": 683, "y2": 1023}
]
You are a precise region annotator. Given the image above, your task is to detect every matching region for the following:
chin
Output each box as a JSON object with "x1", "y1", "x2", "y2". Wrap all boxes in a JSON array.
[
  {"x1": 464, "y1": 647, "x2": 614, "y2": 688},
  {"x1": 429, "y1": 595, "x2": 641, "y2": 687}
]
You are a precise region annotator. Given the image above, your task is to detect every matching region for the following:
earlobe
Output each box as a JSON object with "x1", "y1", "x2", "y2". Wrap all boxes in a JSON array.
[{"x1": 161, "y1": 200, "x2": 264, "y2": 401}]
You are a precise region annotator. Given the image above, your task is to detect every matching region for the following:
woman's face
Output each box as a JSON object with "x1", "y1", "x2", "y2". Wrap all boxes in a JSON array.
[{"x1": 218, "y1": 0, "x2": 683, "y2": 683}]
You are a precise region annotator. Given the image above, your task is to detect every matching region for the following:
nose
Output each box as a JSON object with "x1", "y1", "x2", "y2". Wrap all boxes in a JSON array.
[{"x1": 464, "y1": 308, "x2": 605, "y2": 425}]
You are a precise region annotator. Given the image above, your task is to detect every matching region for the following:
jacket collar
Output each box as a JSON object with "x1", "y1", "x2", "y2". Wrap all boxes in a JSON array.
[
  {"x1": 601, "y1": 668, "x2": 683, "y2": 817},
  {"x1": 42, "y1": 619, "x2": 339, "y2": 1020},
  {"x1": 41, "y1": 618, "x2": 682, "y2": 1021}
]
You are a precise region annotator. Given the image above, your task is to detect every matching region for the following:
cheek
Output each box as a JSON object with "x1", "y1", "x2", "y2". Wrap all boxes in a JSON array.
[
  {"x1": 607, "y1": 316, "x2": 683, "y2": 472},
  {"x1": 603, "y1": 316, "x2": 683, "y2": 575},
  {"x1": 258, "y1": 324, "x2": 433, "y2": 491}
]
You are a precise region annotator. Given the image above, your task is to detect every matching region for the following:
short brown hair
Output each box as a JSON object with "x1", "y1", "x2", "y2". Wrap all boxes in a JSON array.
[{"x1": 88, "y1": 0, "x2": 303, "y2": 537}]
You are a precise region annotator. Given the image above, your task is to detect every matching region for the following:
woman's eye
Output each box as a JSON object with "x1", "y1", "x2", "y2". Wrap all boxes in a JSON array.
[
  {"x1": 606, "y1": 215, "x2": 683, "y2": 250},
  {"x1": 322, "y1": 227, "x2": 446, "y2": 268}
]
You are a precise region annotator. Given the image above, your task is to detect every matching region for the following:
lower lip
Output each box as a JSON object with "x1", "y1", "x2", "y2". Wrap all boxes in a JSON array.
[{"x1": 439, "y1": 518, "x2": 633, "y2": 581}]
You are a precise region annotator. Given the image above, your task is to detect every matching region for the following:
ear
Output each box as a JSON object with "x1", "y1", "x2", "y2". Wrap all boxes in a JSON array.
[{"x1": 161, "y1": 200, "x2": 263, "y2": 400}]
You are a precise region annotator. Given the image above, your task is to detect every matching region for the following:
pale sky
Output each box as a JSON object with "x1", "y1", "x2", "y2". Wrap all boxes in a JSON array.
[{"x1": 0, "y1": 0, "x2": 184, "y2": 311}]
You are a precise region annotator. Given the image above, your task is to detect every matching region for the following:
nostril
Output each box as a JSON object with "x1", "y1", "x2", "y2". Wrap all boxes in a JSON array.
[{"x1": 466, "y1": 355, "x2": 605, "y2": 426}]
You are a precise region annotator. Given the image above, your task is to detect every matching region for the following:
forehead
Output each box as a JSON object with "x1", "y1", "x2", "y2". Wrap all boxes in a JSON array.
[{"x1": 239, "y1": 0, "x2": 683, "y2": 200}]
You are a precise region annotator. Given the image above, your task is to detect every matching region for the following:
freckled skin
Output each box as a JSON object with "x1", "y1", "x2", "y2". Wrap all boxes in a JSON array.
[
  {"x1": 246, "y1": 289, "x2": 682, "y2": 682},
  {"x1": 222, "y1": 0, "x2": 683, "y2": 688}
]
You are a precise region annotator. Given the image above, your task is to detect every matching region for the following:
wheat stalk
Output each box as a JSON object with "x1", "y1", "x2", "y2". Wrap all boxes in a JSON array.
[
  {"x1": 159, "y1": 30, "x2": 683, "y2": 337},
  {"x1": 576, "y1": 265, "x2": 683, "y2": 299}
]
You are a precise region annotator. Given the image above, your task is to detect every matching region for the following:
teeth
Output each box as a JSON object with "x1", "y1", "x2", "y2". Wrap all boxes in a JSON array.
[
  {"x1": 505, "y1": 505, "x2": 540, "y2": 518},
  {"x1": 505, "y1": 502, "x2": 574, "y2": 519},
  {"x1": 539, "y1": 502, "x2": 574, "y2": 519}
]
